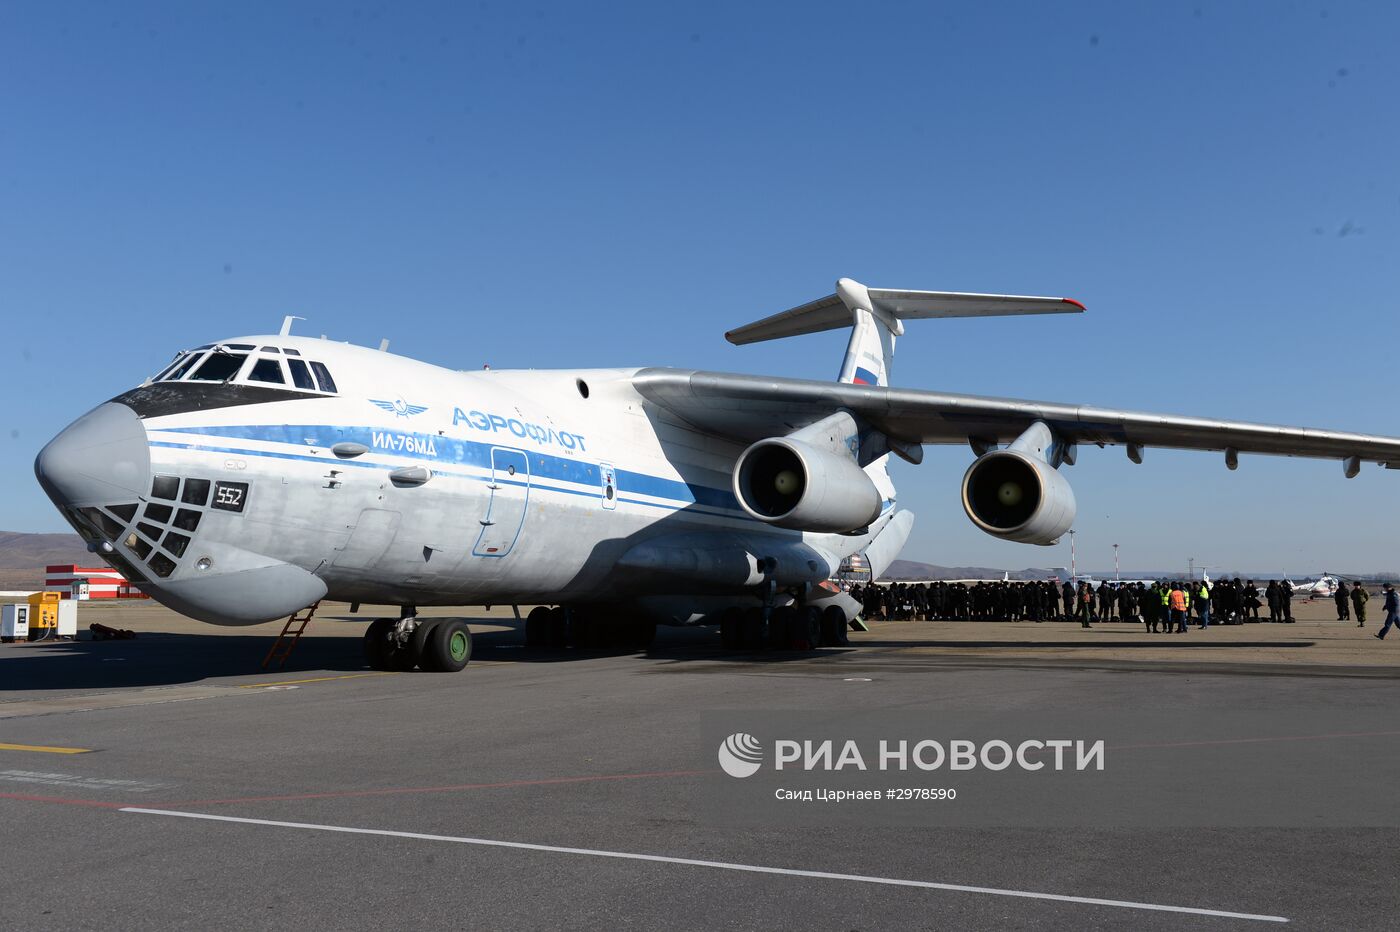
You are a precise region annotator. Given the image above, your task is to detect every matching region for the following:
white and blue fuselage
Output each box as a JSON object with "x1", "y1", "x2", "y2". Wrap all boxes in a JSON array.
[{"x1": 37, "y1": 333, "x2": 900, "y2": 627}]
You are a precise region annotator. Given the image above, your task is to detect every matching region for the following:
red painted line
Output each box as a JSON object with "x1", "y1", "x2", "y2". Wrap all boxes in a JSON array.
[
  {"x1": 0, "y1": 792, "x2": 127, "y2": 809},
  {"x1": 161, "y1": 769, "x2": 714, "y2": 808},
  {"x1": 1113, "y1": 728, "x2": 1400, "y2": 752}
]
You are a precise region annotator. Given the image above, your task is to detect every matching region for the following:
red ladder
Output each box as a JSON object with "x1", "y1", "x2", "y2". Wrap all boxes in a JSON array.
[{"x1": 261, "y1": 602, "x2": 320, "y2": 670}]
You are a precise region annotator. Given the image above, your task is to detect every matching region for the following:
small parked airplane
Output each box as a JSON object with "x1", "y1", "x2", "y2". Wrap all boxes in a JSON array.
[{"x1": 34, "y1": 278, "x2": 1400, "y2": 671}]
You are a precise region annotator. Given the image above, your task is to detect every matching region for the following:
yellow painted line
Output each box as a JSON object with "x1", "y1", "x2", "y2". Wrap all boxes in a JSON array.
[
  {"x1": 0, "y1": 742, "x2": 94, "y2": 755},
  {"x1": 238, "y1": 672, "x2": 398, "y2": 689}
]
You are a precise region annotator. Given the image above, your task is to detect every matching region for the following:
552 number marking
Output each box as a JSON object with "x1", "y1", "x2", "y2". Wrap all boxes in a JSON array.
[{"x1": 212, "y1": 481, "x2": 249, "y2": 513}]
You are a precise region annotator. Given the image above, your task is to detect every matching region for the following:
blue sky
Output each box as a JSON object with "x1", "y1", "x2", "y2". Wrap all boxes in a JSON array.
[{"x1": 2, "y1": 1, "x2": 1396, "y2": 574}]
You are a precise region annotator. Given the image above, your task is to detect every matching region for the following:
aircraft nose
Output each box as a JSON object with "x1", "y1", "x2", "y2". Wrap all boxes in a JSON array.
[{"x1": 35, "y1": 402, "x2": 150, "y2": 508}]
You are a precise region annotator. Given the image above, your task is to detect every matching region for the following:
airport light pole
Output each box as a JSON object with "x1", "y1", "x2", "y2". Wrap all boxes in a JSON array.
[
  {"x1": 1114, "y1": 543, "x2": 1119, "y2": 582},
  {"x1": 1069, "y1": 529, "x2": 1077, "y2": 582}
]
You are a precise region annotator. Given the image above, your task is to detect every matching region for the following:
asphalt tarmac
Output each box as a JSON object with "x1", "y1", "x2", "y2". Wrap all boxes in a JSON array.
[{"x1": 2, "y1": 600, "x2": 1398, "y2": 931}]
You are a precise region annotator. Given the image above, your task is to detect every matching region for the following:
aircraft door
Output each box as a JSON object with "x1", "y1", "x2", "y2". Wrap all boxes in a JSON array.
[
  {"x1": 473, "y1": 447, "x2": 530, "y2": 558},
  {"x1": 334, "y1": 508, "x2": 402, "y2": 569}
]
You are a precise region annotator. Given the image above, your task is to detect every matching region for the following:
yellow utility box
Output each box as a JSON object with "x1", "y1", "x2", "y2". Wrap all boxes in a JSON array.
[{"x1": 26, "y1": 591, "x2": 61, "y2": 633}]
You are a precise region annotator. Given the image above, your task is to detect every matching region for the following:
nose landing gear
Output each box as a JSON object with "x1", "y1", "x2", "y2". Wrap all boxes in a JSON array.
[{"x1": 364, "y1": 612, "x2": 473, "y2": 673}]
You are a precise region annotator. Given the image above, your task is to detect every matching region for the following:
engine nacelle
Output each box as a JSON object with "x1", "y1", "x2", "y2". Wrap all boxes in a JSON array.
[
  {"x1": 733, "y1": 436, "x2": 882, "y2": 533},
  {"x1": 961, "y1": 448, "x2": 1076, "y2": 545}
]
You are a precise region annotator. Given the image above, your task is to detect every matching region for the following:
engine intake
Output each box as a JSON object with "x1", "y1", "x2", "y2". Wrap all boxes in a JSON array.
[
  {"x1": 961, "y1": 447, "x2": 1076, "y2": 545},
  {"x1": 734, "y1": 435, "x2": 882, "y2": 533}
]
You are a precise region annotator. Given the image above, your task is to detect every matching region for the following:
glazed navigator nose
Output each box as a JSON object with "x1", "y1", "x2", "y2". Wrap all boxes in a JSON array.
[{"x1": 34, "y1": 402, "x2": 150, "y2": 508}]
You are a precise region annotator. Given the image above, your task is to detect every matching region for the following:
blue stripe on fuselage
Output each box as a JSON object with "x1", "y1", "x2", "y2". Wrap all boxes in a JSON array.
[{"x1": 150, "y1": 423, "x2": 745, "y2": 514}]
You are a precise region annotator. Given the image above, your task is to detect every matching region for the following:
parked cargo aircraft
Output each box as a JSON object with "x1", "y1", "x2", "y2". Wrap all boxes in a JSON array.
[{"x1": 34, "y1": 279, "x2": 1400, "y2": 671}]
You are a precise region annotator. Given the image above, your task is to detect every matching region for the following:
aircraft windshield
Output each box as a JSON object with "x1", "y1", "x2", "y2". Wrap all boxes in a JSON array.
[
  {"x1": 149, "y1": 344, "x2": 339, "y2": 394},
  {"x1": 189, "y1": 351, "x2": 248, "y2": 382},
  {"x1": 164, "y1": 352, "x2": 205, "y2": 381},
  {"x1": 248, "y1": 358, "x2": 285, "y2": 384}
]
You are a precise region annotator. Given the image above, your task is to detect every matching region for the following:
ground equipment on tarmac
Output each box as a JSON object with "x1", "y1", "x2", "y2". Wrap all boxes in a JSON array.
[{"x1": 89, "y1": 622, "x2": 137, "y2": 640}]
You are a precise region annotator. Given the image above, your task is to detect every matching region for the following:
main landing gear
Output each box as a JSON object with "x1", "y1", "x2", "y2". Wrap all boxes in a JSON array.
[
  {"x1": 523, "y1": 606, "x2": 656, "y2": 651},
  {"x1": 717, "y1": 603, "x2": 850, "y2": 651},
  {"x1": 364, "y1": 611, "x2": 472, "y2": 673}
]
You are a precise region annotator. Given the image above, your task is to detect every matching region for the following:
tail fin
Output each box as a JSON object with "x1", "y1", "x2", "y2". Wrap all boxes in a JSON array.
[
  {"x1": 835, "y1": 280, "x2": 894, "y2": 387},
  {"x1": 725, "y1": 278, "x2": 1084, "y2": 387}
]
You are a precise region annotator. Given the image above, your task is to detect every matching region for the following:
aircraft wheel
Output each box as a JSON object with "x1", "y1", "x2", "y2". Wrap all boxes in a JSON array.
[
  {"x1": 364, "y1": 618, "x2": 397, "y2": 670},
  {"x1": 740, "y1": 608, "x2": 764, "y2": 649},
  {"x1": 525, "y1": 606, "x2": 551, "y2": 648},
  {"x1": 422, "y1": 619, "x2": 472, "y2": 672},
  {"x1": 546, "y1": 606, "x2": 568, "y2": 648},
  {"x1": 719, "y1": 608, "x2": 743, "y2": 650},
  {"x1": 796, "y1": 606, "x2": 821, "y2": 649},
  {"x1": 402, "y1": 619, "x2": 439, "y2": 671},
  {"x1": 769, "y1": 606, "x2": 796, "y2": 649},
  {"x1": 383, "y1": 618, "x2": 425, "y2": 671},
  {"x1": 820, "y1": 606, "x2": 849, "y2": 647}
]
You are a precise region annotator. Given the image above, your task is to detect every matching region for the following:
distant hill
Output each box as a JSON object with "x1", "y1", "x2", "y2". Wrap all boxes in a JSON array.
[
  {"x1": 880, "y1": 559, "x2": 1058, "y2": 581},
  {"x1": 0, "y1": 530, "x2": 90, "y2": 590},
  {"x1": 0, "y1": 530, "x2": 88, "y2": 569}
]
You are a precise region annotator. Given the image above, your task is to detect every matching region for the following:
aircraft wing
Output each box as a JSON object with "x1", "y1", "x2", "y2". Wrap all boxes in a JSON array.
[{"x1": 631, "y1": 368, "x2": 1400, "y2": 471}]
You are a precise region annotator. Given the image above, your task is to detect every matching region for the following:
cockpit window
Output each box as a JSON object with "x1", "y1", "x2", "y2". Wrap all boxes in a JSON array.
[
  {"x1": 286, "y1": 358, "x2": 316, "y2": 390},
  {"x1": 189, "y1": 351, "x2": 248, "y2": 382},
  {"x1": 163, "y1": 352, "x2": 205, "y2": 381},
  {"x1": 248, "y1": 358, "x2": 286, "y2": 384},
  {"x1": 309, "y1": 361, "x2": 338, "y2": 394},
  {"x1": 145, "y1": 344, "x2": 335, "y2": 394},
  {"x1": 152, "y1": 353, "x2": 187, "y2": 382}
]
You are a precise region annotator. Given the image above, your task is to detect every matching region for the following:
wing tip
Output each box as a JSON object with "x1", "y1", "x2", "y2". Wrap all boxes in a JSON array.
[{"x1": 1061, "y1": 297, "x2": 1086, "y2": 311}]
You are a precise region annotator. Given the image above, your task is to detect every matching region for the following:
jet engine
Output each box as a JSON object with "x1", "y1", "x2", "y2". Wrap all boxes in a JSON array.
[
  {"x1": 960, "y1": 422, "x2": 1076, "y2": 545},
  {"x1": 732, "y1": 413, "x2": 883, "y2": 533}
]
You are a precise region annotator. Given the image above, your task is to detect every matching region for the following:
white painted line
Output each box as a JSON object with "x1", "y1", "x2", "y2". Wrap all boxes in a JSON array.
[
  {"x1": 120, "y1": 808, "x2": 1287, "y2": 923},
  {"x1": 5, "y1": 771, "x2": 170, "y2": 793}
]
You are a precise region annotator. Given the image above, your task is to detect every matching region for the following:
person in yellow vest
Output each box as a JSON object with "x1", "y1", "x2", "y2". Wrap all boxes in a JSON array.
[
  {"x1": 1168, "y1": 583, "x2": 1189, "y2": 633},
  {"x1": 1195, "y1": 580, "x2": 1211, "y2": 629}
]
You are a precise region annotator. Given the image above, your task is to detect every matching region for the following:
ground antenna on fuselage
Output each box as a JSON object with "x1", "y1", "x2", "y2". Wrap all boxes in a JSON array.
[{"x1": 280, "y1": 315, "x2": 305, "y2": 336}]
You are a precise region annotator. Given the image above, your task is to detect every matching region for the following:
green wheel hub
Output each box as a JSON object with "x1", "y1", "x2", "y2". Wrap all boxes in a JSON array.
[{"x1": 449, "y1": 629, "x2": 469, "y2": 662}]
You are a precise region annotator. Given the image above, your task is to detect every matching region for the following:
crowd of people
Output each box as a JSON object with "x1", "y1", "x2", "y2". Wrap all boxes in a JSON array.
[{"x1": 848, "y1": 578, "x2": 1377, "y2": 631}]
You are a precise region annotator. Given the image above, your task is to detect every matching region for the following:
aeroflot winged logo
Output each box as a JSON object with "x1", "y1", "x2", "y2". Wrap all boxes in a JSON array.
[
  {"x1": 369, "y1": 398, "x2": 429, "y2": 418},
  {"x1": 718, "y1": 733, "x2": 764, "y2": 778}
]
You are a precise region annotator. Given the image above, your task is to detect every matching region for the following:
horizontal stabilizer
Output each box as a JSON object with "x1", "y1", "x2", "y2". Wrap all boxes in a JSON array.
[{"x1": 726, "y1": 279, "x2": 1084, "y2": 346}]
